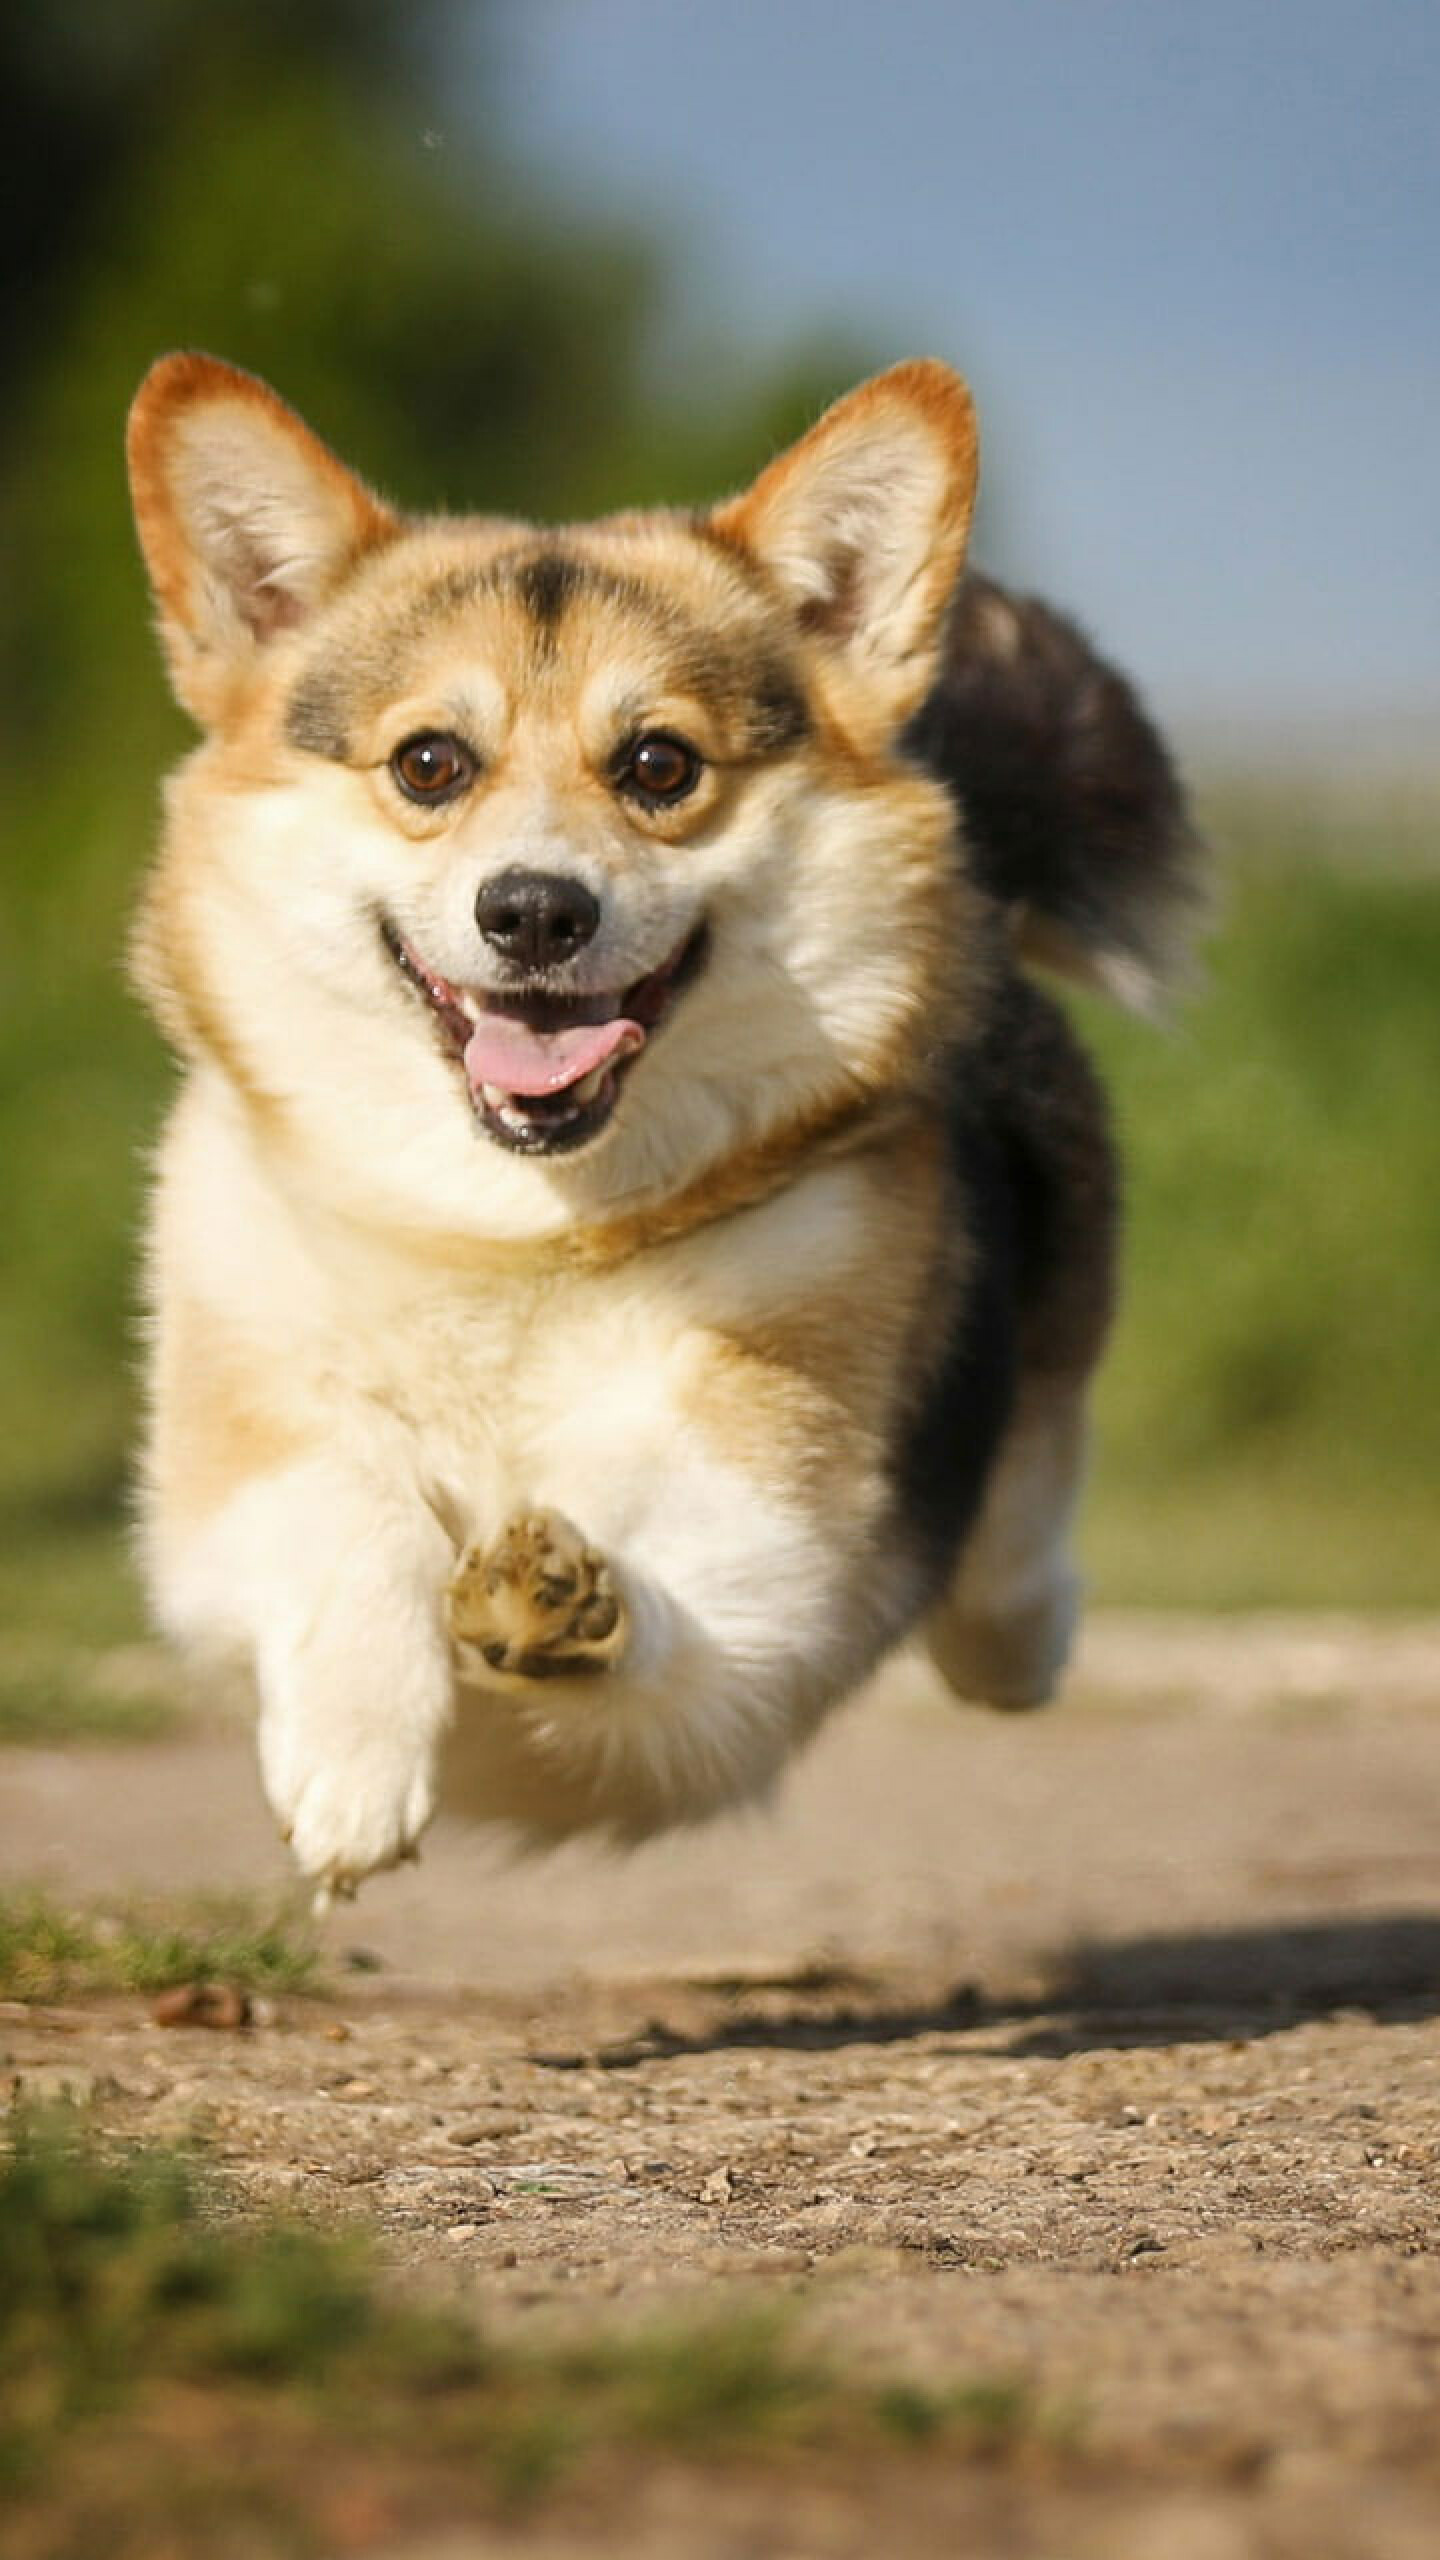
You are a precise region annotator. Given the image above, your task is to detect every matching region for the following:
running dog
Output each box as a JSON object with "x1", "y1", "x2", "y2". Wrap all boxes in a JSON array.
[{"x1": 125, "y1": 353, "x2": 1198, "y2": 1899}]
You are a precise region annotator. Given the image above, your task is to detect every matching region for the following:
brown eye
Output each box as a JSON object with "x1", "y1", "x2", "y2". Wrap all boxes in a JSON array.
[
  {"x1": 618, "y1": 731, "x2": 701, "y2": 806},
  {"x1": 390, "y1": 731, "x2": 476, "y2": 804}
]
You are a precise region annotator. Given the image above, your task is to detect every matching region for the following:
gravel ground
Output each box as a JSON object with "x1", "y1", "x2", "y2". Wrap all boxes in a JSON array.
[{"x1": 4, "y1": 1613, "x2": 1440, "y2": 2558}]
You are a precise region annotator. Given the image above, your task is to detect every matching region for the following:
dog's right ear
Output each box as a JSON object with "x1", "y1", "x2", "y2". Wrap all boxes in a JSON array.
[
  {"x1": 710, "y1": 360, "x2": 979, "y2": 736},
  {"x1": 127, "y1": 353, "x2": 397, "y2": 724}
]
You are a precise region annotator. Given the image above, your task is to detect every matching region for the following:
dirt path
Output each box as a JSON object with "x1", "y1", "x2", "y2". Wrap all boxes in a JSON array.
[{"x1": 5, "y1": 1614, "x2": 1440, "y2": 2557}]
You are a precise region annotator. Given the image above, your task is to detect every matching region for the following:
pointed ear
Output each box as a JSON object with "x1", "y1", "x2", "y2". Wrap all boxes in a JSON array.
[
  {"x1": 126, "y1": 352, "x2": 397, "y2": 722},
  {"x1": 711, "y1": 360, "x2": 979, "y2": 729}
]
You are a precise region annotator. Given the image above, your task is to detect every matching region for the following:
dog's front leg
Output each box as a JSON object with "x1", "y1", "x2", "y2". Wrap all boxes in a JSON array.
[{"x1": 208, "y1": 1457, "x2": 457, "y2": 1900}]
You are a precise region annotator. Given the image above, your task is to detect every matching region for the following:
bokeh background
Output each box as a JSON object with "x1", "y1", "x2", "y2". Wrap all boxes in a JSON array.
[{"x1": 2, "y1": 0, "x2": 1437, "y2": 1742}]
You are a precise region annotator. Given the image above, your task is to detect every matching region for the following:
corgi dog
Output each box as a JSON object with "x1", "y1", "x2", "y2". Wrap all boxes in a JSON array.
[{"x1": 126, "y1": 353, "x2": 1198, "y2": 1901}]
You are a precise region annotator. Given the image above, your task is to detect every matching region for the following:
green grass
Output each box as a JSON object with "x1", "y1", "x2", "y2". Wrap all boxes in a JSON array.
[
  {"x1": 1077, "y1": 786, "x2": 1440, "y2": 1606},
  {"x1": 0, "y1": 2114, "x2": 1045, "y2": 2550},
  {"x1": 0, "y1": 2118, "x2": 387, "y2": 2466},
  {"x1": 0, "y1": 1891, "x2": 321, "y2": 2005}
]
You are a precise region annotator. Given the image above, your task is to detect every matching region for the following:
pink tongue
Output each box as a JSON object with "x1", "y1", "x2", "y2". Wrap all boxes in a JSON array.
[{"x1": 462, "y1": 1012, "x2": 644, "y2": 1100}]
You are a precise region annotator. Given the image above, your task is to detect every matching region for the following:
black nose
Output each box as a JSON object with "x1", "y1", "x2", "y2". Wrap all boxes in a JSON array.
[{"x1": 474, "y1": 868, "x2": 600, "y2": 971}]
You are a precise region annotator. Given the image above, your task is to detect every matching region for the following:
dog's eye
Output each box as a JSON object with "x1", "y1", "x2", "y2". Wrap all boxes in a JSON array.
[
  {"x1": 616, "y1": 731, "x2": 702, "y2": 807},
  {"x1": 390, "y1": 732, "x2": 476, "y2": 804}
]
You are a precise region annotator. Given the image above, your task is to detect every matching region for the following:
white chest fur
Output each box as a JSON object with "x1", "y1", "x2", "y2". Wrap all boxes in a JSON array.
[{"x1": 143, "y1": 1075, "x2": 916, "y2": 1886}]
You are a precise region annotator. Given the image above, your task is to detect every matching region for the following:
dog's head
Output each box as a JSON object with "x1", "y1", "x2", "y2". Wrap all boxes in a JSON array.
[{"x1": 128, "y1": 353, "x2": 983, "y2": 1239}]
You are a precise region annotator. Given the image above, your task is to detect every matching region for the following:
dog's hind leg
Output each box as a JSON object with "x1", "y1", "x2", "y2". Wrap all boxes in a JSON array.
[
  {"x1": 922, "y1": 1368, "x2": 1089, "y2": 1710},
  {"x1": 925, "y1": 976, "x2": 1116, "y2": 1711}
]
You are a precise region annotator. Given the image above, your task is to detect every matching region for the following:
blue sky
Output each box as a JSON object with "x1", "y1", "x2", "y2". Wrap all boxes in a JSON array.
[{"x1": 471, "y1": 0, "x2": 1438, "y2": 751}]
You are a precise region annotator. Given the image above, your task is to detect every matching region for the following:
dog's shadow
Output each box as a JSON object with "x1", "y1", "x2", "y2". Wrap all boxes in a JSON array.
[
  {"x1": 1004, "y1": 1912, "x2": 1440, "y2": 2058},
  {"x1": 533, "y1": 1913, "x2": 1440, "y2": 2072}
]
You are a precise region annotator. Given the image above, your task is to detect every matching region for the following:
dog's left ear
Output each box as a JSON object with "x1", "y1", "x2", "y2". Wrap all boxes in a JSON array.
[
  {"x1": 711, "y1": 360, "x2": 978, "y2": 730},
  {"x1": 127, "y1": 352, "x2": 398, "y2": 724}
]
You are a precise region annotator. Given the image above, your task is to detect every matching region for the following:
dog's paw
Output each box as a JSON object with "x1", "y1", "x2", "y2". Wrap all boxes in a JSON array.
[
  {"x1": 262, "y1": 1724, "x2": 435, "y2": 1905},
  {"x1": 448, "y1": 1508, "x2": 627, "y2": 1683}
]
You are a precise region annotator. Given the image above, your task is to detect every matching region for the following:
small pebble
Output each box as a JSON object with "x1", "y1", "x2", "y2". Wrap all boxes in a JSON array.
[{"x1": 151, "y1": 1982, "x2": 251, "y2": 2031}]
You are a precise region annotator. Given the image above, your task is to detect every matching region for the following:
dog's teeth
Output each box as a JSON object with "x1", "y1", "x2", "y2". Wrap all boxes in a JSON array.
[
  {"x1": 458, "y1": 992, "x2": 482, "y2": 1025},
  {"x1": 494, "y1": 1098, "x2": 532, "y2": 1133},
  {"x1": 573, "y1": 1067, "x2": 607, "y2": 1105},
  {"x1": 482, "y1": 1084, "x2": 535, "y2": 1128}
]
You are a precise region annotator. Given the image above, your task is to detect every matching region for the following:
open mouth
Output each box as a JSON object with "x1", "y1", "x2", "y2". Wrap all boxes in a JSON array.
[{"x1": 381, "y1": 918, "x2": 709, "y2": 1154}]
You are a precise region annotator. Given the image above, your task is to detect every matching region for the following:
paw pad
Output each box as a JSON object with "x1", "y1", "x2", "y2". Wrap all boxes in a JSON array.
[{"x1": 448, "y1": 1508, "x2": 626, "y2": 1682}]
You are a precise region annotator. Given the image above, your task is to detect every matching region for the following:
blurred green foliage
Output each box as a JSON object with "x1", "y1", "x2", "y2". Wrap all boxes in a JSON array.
[
  {"x1": 1083, "y1": 787, "x2": 1440, "y2": 1608},
  {"x1": 1081, "y1": 788, "x2": 1434, "y2": 1607},
  {"x1": 1, "y1": 4, "x2": 1435, "y2": 1710}
]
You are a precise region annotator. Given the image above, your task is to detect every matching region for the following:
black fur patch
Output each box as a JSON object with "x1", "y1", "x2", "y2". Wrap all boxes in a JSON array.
[
  {"x1": 892, "y1": 1115, "x2": 1018, "y2": 1594},
  {"x1": 973, "y1": 974, "x2": 1118, "y2": 1378},
  {"x1": 497, "y1": 549, "x2": 662, "y2": 640},
  {"x1": 745, "y1": 664, "x2": 811, "y2": 756},
  {"x1": 512, "y1": 550, "x2": 589, "y2": 631},
  {"x1": 905, "y1": 573, "x2": 1200, "y2": 986},
  {"x1": 284, "y1": 668, "x2": 350, "y2": 761},
  {"x1": 893, "y1": 974, "x2": 1117, "y2": 1591}
]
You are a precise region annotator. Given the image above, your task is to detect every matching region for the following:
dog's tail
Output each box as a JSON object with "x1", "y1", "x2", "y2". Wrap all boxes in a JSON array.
[{"x1": 907, "y1": 573, "x2": 1205, "y2": 1010}]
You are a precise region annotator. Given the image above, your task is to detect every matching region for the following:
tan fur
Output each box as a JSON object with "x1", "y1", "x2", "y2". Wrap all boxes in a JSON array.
[
  {"x1": 682, "y1": 1118, "x2": 955, "y2": 1489},
  {"x1": 124, "y1": 351, "x2": 1138, "y2": 1899},
  {"x1": 143, "y1": 1292, "x2": 303, "y2": 1540}
]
